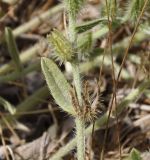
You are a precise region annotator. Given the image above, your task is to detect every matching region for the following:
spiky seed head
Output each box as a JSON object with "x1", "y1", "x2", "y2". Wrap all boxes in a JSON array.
[
  {"x1": 70, "y1": 81, "x2": 104, "y2": 122},
  {"x1": 47, "y1": 29, "x2": 74, "y2": 63},
  {"x1": 83, "y1": 94, "x2": 104, "y2": 122}
]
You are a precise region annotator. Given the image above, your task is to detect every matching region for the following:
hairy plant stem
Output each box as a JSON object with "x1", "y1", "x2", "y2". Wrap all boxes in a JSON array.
[
  {"x1": 72, "y1": 63, "x2": 85, "y2": 160},
  {"x1": 72, "y1": 63, "x2": 82, "y2": 104},
  {"x1": 71, "y1": 55, "x2": 85, "y2": 160},
  {"x1": 68, "y1": 16, "x2": 77, "y2": 44},
  {"x1": 68, "y1": 3, "x2": 85, "y2": 160},
  {"x1": 75, "y1": 118, "x2": 85, "y2": 160}
]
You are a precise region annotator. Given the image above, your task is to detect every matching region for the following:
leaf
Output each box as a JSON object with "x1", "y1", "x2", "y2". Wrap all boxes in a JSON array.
[
  {"x1": 76, "y1": 18, "x2": 107, "y2": 33},
  {"x1": 5, "y1": 27, "x2": 23, "y2": 72},
  {"x1": 0, "y1": 97, "x2": 16, "y2": 114},
  {"x1": 130, "y1": 148, "x2": 141, "y2": 160},
  {"x1": 41, "y1": 57, "x2": 75, "y2": 115}
]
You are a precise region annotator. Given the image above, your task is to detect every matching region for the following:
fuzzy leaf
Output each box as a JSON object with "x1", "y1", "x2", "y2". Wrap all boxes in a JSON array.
[
  {"x1": 5, "y1": 27, "x2": 22, "y2": 72},
  {"x1": 76, "y1": 18, "x2": 107, "y2": 33},
  {"x1": 130, "y1": 148, "x2": 141, "y2": 160},
  {"x1": 47, "y1": 29, "x2": 74, "y2": 62},
  {"x1": 0, "y1": 97, "x2": 16, "y2": 114},
  {"x1": 41, "y1": 57, "x2": 75, "y2": 115}
]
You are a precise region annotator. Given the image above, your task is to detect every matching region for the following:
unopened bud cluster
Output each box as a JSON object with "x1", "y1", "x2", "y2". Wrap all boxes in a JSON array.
[{"x1": 47, "y1": 29, "x2": 74, "y2": 62}]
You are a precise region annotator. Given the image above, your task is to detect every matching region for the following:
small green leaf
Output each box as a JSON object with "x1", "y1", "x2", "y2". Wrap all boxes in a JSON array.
[
  {"x1": 0, "y1": 97, "x2": 16, "y2": 114},
  {"x1": 41, "y1": 57, "x2": 75, "y2": 115},
  {"x1": 76, "y1": 18, "x2": 107, "y2": 33},
  {"x1": 5, "y1": 27, "x2": 22, "y2": 72},
  {"x1": 47, "y1": 29, "x2": 74, "y2": 62},
  {"x1": 130, "y1": 148, "x2": 141, "y2": 160}
]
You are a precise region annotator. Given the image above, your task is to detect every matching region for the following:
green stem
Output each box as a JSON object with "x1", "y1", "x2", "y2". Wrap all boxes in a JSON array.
[
  {"x1": 68, "y1": 15, "x2": 77, "y2": 44},
  {"x1": 68, "y1": 4, "x2": 85, "y2": 159},
  {"x1": 75, "y1": 118, "x2": 85, "y2": 160},
  {"x1": 72, "y1": 63, "x2": 85, "y2": 160},
  {"x1": 72, "y1": 63, "x2": 82, "y2": 104}
]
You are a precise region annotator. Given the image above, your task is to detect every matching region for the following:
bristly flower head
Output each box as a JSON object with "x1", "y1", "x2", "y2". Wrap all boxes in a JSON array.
[
  {"x1": 64, "y1": 0, "x2": 85, "y2": 19},
  {"x1": 70, "y1": 81, "x2": 104, "y2": 122},
  {"x1": 47, "y1": 29, "x2": 74, "y2": 63}
]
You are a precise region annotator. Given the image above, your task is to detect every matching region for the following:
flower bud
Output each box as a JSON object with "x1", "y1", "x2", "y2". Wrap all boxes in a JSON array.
[{"x1": 47, "y1": 29, "x2": 74, "y2": 63}]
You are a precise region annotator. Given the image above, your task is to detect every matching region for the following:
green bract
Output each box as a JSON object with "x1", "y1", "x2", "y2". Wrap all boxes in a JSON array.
[{"x1": 47, "y1": 29, "x2": 74, "y2": 62}]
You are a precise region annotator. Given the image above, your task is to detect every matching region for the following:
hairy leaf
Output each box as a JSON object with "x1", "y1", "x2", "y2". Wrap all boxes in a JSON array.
[{"x1": 41, "y1": 57, "x2": 75, "y2": 115}]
